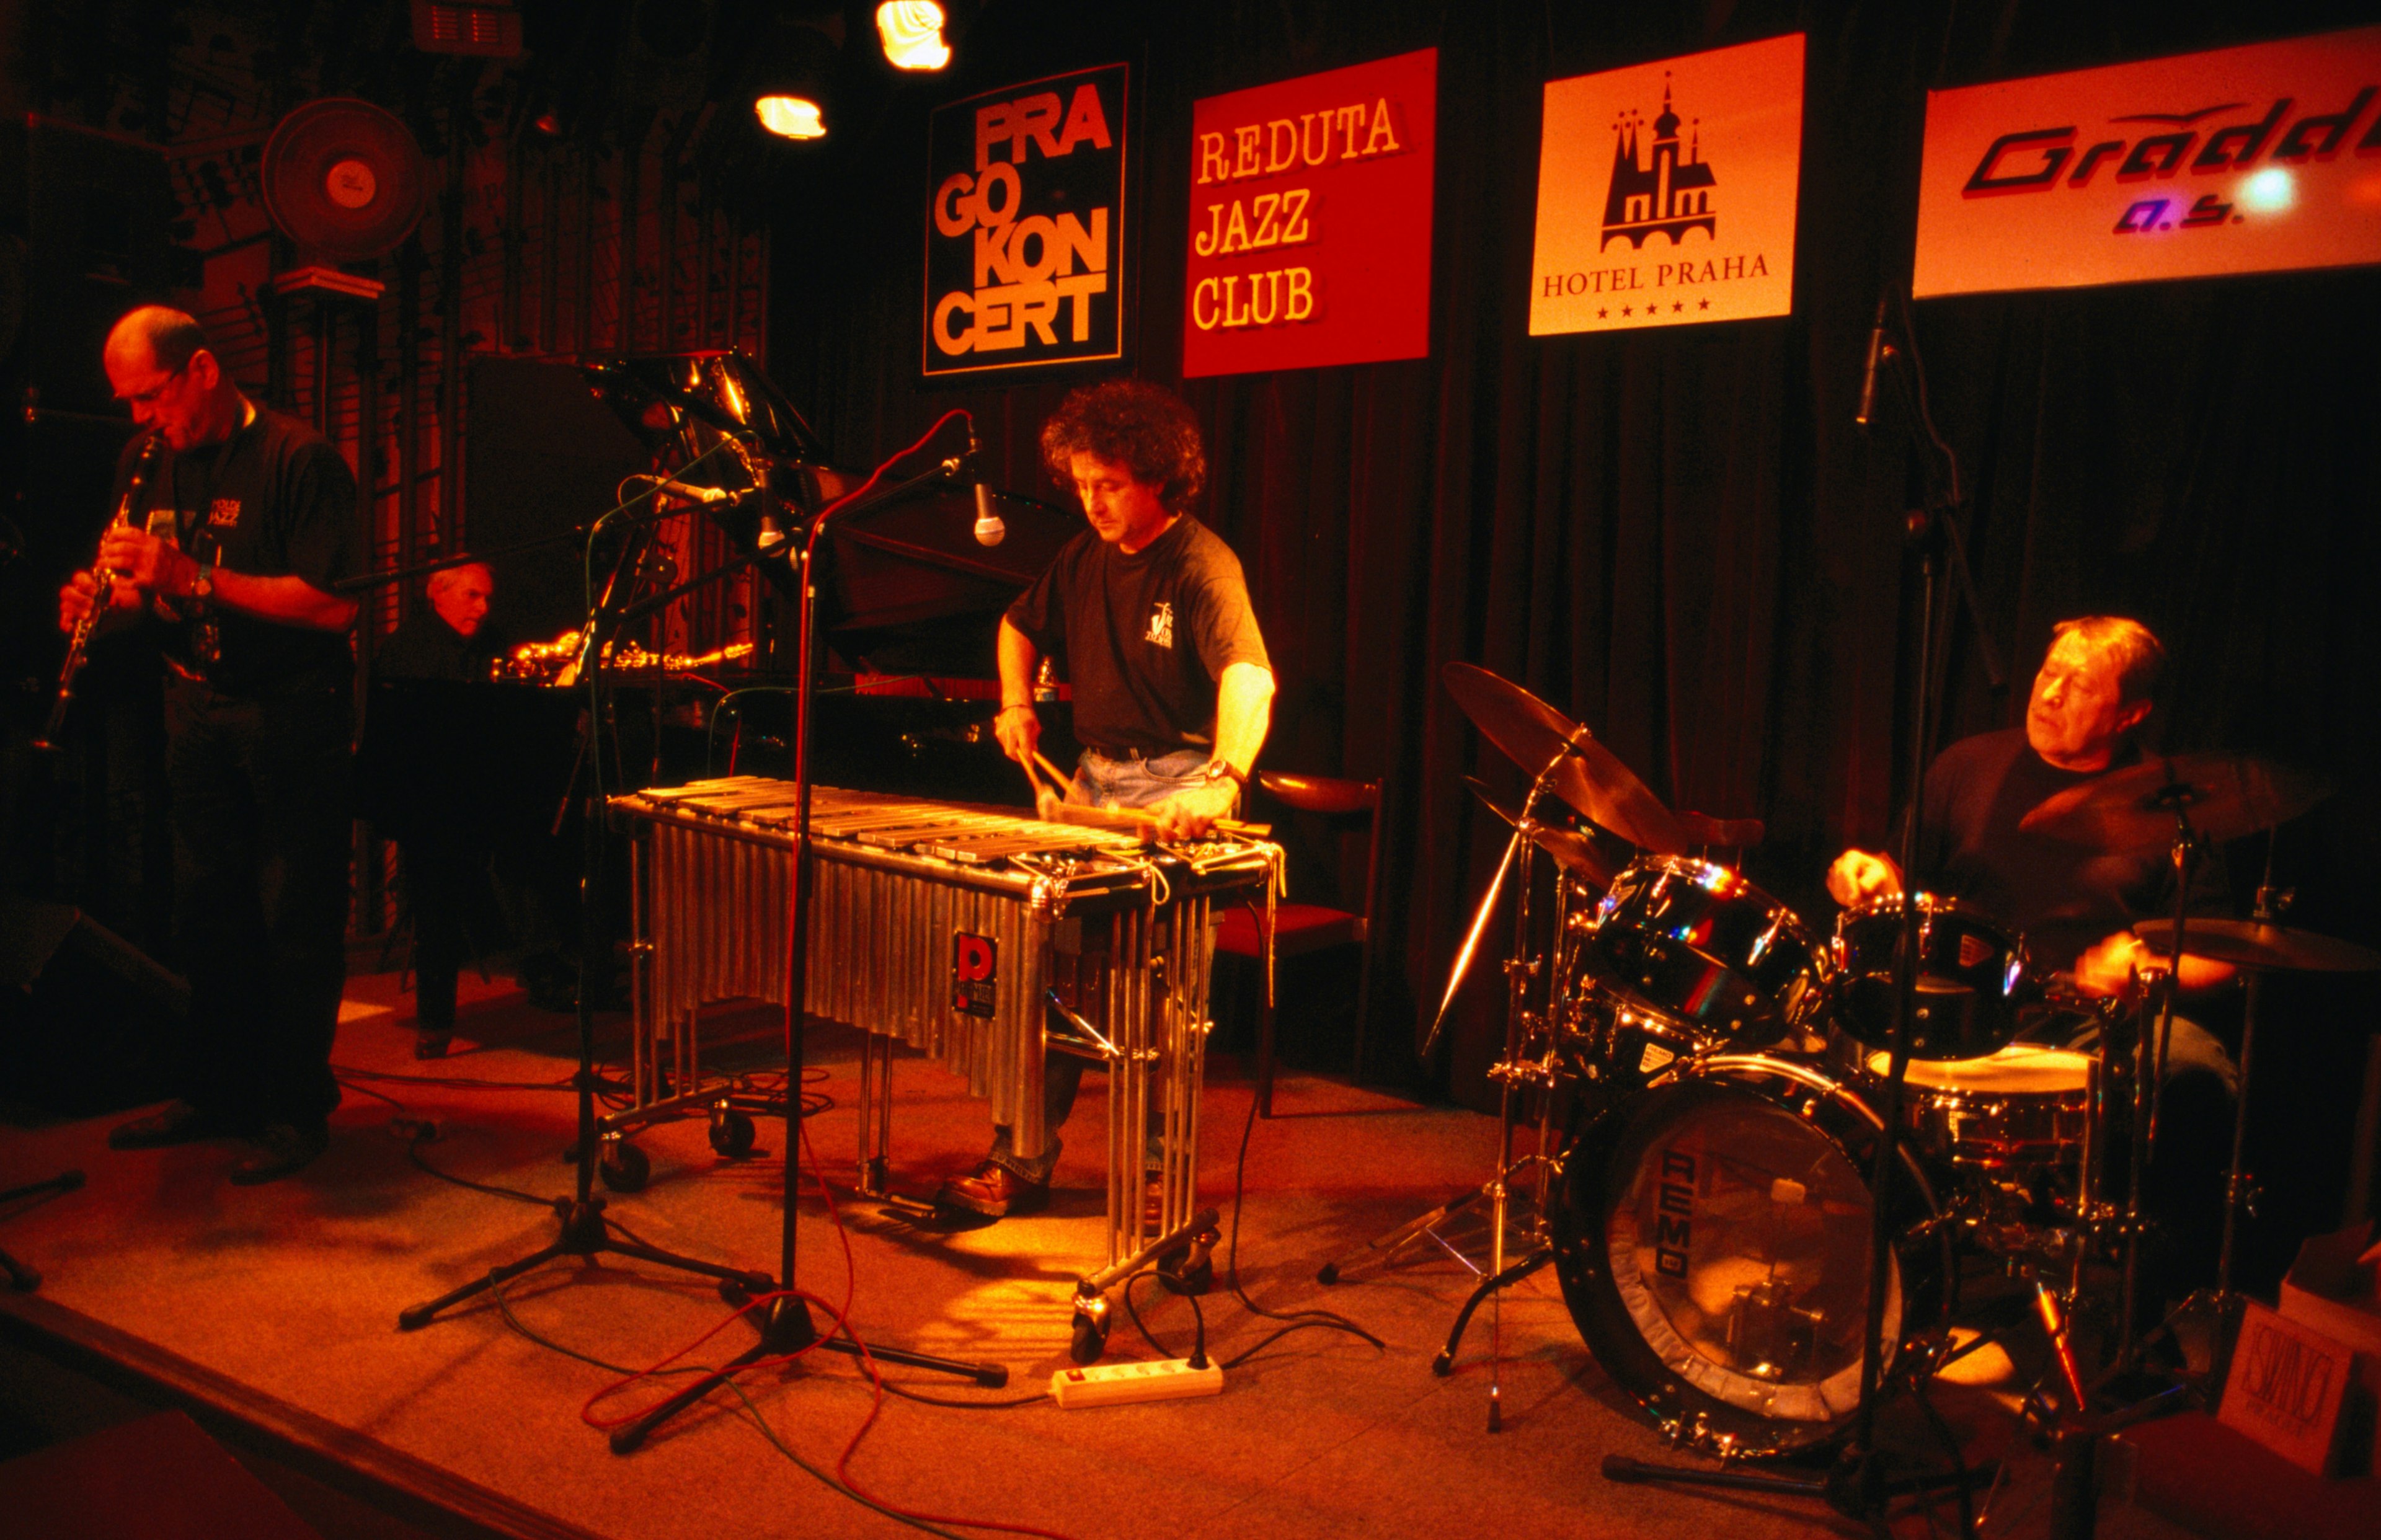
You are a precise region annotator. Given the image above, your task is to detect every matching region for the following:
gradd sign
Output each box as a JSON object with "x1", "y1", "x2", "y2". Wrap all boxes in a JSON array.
[
  {"x1": 1530, "y1": 33, "x2": 1804, "y2": 336},
  {"x1": 1182, "y1": 48, "x2": 1437, "y2": 378},
  {"x1": 924, "y1": 63, "x2": 1129, "y2": 378},
  {"x1": 1913, "y1": 26, "x2": 2381, "y2": 296}
]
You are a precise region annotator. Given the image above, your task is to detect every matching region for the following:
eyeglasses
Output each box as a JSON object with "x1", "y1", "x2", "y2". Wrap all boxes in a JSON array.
[{"x1": 120, "y1": 360, "x2": 190, "y2": 409}]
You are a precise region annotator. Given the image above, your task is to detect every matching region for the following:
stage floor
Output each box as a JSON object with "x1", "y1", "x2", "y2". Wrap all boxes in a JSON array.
[{"x1": 0, "y1": 971, "x2": 2205, "y2": 1539}]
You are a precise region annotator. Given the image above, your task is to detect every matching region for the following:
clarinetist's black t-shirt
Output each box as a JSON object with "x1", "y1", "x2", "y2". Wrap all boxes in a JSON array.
[
  {"x1": 111, "y1": 407, "x2": 361, "y2": 698},
  {"x1": 1004, "y1": 515, "x2": 1269, "y2": 756}
]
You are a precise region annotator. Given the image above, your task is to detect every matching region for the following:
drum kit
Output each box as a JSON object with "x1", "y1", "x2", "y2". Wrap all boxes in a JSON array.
[{"x1": 1331, "y1": 660, "x2": 2379, "y2": 1472}]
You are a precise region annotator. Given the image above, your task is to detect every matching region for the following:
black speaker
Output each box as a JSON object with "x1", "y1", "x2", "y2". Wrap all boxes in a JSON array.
[
  {"x1": 463, "y1": 356, "x2": 654, "y2": 642},
  {"x1": 0, "y1": 898, "x2": 186, "y2": 1115}
]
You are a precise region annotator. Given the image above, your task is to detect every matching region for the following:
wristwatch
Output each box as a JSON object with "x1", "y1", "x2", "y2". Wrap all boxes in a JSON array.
[
  {"x1": 1201, "y1": 758, "x2": 1248, "y2": 788},
  {"x1": 190, "y1": 555, "x2": 215, "y2": 604}
]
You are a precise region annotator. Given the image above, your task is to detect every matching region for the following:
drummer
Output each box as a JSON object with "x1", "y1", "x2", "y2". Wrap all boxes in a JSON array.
[{"x1": 1825, "y1": 617, "x2": 2235, "y2": 1280}]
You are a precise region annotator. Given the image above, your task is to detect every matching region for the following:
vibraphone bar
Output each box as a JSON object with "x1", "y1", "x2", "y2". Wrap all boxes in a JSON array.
[{"x1": 608, "y1": 777, "x2": 1279, "y2": 1262}]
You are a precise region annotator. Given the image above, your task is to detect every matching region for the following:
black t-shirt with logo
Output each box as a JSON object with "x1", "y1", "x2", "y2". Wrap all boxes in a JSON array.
[
  {"x1": 1004, "y1": 515, "x2": 1269, "y2": 756},
  {"x1": 112, "y1": 407, "x2": 361, "y2": 697},
  {"x1": 1905, "y1": 727, "x2": 2225, "y2": 973}
]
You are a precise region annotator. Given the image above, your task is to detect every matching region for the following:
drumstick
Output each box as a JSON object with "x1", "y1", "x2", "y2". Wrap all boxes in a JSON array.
[
  {"x1": 1032, "y1": 750, "x2": 1270, "y2": 838},
  {"x1": 1044, "y1": 801, "x2": 1273, "y2": 843},
  {"x1": 1033, "y1": 749, "x2": 1075, "y2": 793}
]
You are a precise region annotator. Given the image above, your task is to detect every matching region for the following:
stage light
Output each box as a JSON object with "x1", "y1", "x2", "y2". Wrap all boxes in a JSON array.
[
  {"x1": 2240, "y1": 167, "x2": 2294, "y2": 213},
  {"x1": 876, "y1": 2, "x2": 951, "y2": 71},
  {"x1": 756, "y1": 95, "x2": 827, "y2": 139}
]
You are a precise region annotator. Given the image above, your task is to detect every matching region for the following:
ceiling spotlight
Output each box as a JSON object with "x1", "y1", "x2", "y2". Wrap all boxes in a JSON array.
[
  {"x1": 755, "y1": 95, "x2": 827, "y2": 139},
  {"x1": 876, "y1": 2, "x2": 950, "y2": 71}
]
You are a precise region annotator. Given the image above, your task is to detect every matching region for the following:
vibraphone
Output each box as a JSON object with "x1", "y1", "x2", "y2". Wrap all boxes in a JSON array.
[{"x1": 608, "y1": 777, "x2": 1279, "y2": 1262}]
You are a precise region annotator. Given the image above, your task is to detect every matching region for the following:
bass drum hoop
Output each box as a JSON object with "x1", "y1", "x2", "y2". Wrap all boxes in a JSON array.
[{"x1": 1553, "y1": 1055, "x2": 1951, "y2": 1457}]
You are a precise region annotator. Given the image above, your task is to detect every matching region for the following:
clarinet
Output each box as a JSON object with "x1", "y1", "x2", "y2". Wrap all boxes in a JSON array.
[{"x1": 33, "y1": 433, "x2": 167, "y2": 752}]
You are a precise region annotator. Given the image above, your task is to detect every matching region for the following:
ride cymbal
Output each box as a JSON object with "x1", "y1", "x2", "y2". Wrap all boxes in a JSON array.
[
  {"x1": 2018, "y1": 752, "x2": 2332, "y2": 851},
  {"x1": 2134, "y1": 918, "x2": 2381, "y2": 974}
]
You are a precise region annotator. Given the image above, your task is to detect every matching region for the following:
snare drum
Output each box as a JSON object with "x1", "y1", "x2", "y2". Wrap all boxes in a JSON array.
[
  {"x1": 1832, "y1": 894, "x2": 2038, "y2": 1061},
  {"x1": 1853, "y1": 1043, "x2": 2095, "y2": 1173},
  {"x1": 1581, "y1": 856, "x2": 1832, "y2": 1053}
]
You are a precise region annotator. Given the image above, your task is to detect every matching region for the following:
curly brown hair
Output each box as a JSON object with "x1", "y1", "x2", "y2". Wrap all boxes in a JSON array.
[{"x1": 1039, "y1": 379, "x2": 1207, "y2": 515}]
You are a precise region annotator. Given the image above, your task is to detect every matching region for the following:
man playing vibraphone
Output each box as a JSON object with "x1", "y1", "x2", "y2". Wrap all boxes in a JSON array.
[{"x1": 936, "y1": 379, "x2": 1276, "y2": 1221}]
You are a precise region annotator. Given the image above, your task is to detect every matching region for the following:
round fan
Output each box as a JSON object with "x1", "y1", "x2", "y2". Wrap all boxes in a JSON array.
[{"x1": 260, "y1": 97, "x2": 430, "y2": 262}]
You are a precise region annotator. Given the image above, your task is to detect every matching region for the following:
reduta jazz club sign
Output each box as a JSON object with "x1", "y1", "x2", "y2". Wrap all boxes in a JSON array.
[
  {"x1": 1181, "y1": 48, "x2": 1438, "y2": 378},
  {"x1": 924, "y1": 63, "x2": 1128, "y2": 379},
  {"x1": 1913, "y1": 26, "x2": 2381, "y2": 297},
  {"x1": 1530, "y1": 33, "x2": 1804, "y2": 336}
]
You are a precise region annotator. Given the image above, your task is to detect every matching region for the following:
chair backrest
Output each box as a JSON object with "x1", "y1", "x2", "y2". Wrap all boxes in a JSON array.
[{"x1": 1253, "y1": 769, "x2": 1383, "y2": 927}]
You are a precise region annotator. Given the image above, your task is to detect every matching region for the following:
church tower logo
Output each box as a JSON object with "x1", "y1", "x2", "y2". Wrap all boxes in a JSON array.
[{"x1": 1602, "y1": 77, "x2": 1717, "y2": 250}]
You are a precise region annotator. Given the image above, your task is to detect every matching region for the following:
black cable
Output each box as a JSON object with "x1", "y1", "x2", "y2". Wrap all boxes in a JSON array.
[
  {"x1": 877, "y1": 1381, "x2": 1049, "y2": 1410},
  {"x1": 407, "y1": 1131, "x2": 551, "y2": 1208},
  {"x1": 337, "y1": 1076, "x2": 407, "y2": 1111},
  {"x1": 1223, "y1": 1073, "x2": 1384, "y2": 1351},
  {"x1": 486, "y1": 1270, "x2": 973, "y2": 1540}
]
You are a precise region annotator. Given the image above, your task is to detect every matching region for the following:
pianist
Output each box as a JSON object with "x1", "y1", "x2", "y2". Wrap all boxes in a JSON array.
[
  {"x1": 939, "y1": 379, "x2": 1275, "y2": 1221},
  {"x1": 375, "y1": 561, "x2": 505, "y2": 1058}
]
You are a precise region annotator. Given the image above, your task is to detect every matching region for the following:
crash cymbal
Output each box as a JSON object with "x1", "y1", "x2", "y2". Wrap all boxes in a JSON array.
[
  {"x1": 1463, "y1": 777, "x2": 1620, "y2": 887},
  {"x1": 2018, "y1": 753, "x2": 2333, "y2": 852},
  {"x1": 1442, "y1": 663, "x2": 1687, "y2": 852},
  {"x1": 2134, "y1": 918, "x2": 2381, "y2": 974}
]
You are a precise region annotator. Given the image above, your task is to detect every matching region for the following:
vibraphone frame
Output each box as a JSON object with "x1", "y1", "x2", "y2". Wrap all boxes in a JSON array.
[{"x1": 610, "y1": 779, "x2": 1277, "y2": 1265}]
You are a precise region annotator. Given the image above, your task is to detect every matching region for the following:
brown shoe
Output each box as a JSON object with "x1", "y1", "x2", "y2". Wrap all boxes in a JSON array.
[
  {"x1": 229, "y1": 1122, "x2": 329, "y2": 1185},
  {"x1": 935, "y1": 1159, "x2": 1050, "y2": 1219},
  {"x1": 108, "y1": 1100, "x2": 236, "y2": 1150}
]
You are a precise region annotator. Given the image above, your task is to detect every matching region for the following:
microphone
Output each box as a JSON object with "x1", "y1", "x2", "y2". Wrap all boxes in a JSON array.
[
  {"x1": 1855, "y1": 296, "x2": 1889, "y2": 429},
  {"x1": 650, "y1": 474, "x2": 737, "y2": 506},
  {"x1": 964, "y1": 423, "x2": 1005, "y2": 546},
  {"x1": 973, "y1": 480, "x2": 1004, "y2": 547}
]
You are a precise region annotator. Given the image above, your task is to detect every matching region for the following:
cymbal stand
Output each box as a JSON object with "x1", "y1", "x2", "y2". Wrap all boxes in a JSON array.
[
  {"x1": 2111, "y1": 782, "x2": 2206, "y2": 1373},
  {"x1": 1318, "y1": 745, "x2": 1577, "y2": 1425}
]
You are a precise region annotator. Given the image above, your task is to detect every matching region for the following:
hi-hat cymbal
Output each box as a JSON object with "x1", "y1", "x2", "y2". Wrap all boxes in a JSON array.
[
  {"x1": 1463, "y1": 777, "x2": 1620, "y2": 887},
  {"x1": 2018, "y1": 752, "x2": 2333, "y2": 852},
  {"x1": 1442, "y1": 662, "x2": 1687, "y2": 852},
  {"x1": 2134, "y1": 918, "x2": 2381, "y2": 974}
]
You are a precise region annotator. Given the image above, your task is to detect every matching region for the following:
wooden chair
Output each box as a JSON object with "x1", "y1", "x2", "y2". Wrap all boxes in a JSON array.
[{"x1": 1213, "y1": 769, "x2": 1384, "y2": 1117}]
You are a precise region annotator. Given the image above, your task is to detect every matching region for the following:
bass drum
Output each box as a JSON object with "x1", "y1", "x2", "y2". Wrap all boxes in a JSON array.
[{"x1": 1552, "y1": 1056, "x2": 1951, "y2": 1456}]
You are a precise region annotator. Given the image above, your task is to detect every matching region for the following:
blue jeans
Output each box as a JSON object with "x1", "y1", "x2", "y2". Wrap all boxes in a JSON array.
[{"x1": 987, "y1": 746, "x2": 1221, "y2": 1183}]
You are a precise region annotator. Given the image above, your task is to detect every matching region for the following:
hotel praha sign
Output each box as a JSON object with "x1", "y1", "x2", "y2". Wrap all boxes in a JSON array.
[
  {"x1": 924, "y1": 63, "x2": 1128, "y2": 379},
  {"x1": 1181, "y1": 48, "x2": 1437, "y2": 378},
  {"x1": 1913, "y1": 27, "x2": 2381, "y2": 297},
  {"x1": 1529, "y1": 33, "x2": 1804, "y2": 336}
]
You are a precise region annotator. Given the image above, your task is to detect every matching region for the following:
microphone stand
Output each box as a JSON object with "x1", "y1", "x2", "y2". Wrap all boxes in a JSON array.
[
  {"x1": 607, "y1": 454, "x2": 1004, "y2": 1455},
  {"x1": 1603, "y1": 294, "x2": 1995, "y2": 1532},
  {"x1": 397, "y1": 483, "x2": 778, "y2": 1337}
]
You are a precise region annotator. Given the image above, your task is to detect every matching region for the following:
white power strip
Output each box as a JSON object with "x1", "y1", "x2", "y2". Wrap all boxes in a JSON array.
[{"x1": 1049, "y1": 1357, "x2": 1224, "y2": 1409}]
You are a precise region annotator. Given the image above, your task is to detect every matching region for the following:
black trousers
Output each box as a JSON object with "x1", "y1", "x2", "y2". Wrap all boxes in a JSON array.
[
  {"x1": 164, "y1": 678, "x2": 351, "y2": 1130},
  {"x1": 399, "y1": 836, "x2": 481, "y2": 1033}
]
